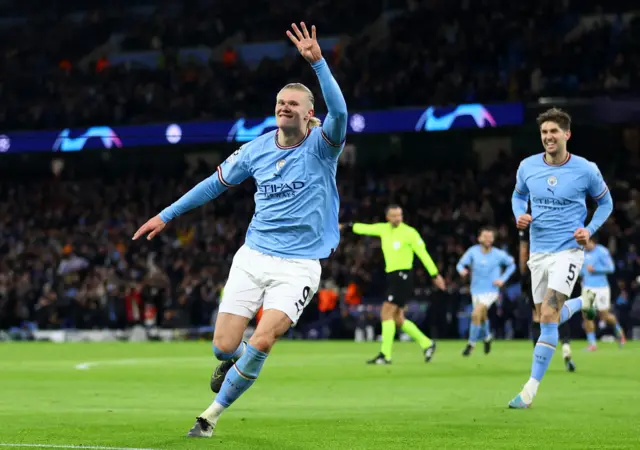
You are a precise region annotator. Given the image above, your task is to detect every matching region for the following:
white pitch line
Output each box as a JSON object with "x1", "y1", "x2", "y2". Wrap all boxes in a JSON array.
[{"x1": 0, "y1": 444, "x2": 159, "y2": 450}]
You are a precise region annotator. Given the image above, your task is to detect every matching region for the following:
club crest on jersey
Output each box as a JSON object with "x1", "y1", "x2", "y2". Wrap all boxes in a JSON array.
[
  {"x1": 547, "y1": 176, "x2": 558, "y2": 187},
  {"x1": 275, "y1": 159, "x2": 286, "y2": 172}
]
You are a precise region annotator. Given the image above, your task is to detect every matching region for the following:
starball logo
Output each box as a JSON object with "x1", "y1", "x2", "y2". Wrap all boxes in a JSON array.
[
  {"x1": 52, "y1": 127, "x2": 123, "y2": 152},
  {"x1": 227, "y1": 117, "x2": 278, "y2": 143},
  {"x1": 415, "y1": 104, "x2": 497, "y2": 132}
]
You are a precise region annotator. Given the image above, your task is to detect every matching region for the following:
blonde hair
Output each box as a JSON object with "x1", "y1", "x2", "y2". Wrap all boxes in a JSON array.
[{"x1": 281, "y1": 83, "x2": 322, "y2": 129}]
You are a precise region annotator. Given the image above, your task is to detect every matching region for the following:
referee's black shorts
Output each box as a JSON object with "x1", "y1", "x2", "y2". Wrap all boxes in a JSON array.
[{"x1": 386, "y1": 270, "x2": 414, "y2": 307}]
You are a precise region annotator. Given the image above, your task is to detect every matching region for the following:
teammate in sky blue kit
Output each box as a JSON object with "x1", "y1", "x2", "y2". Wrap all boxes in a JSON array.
[
  {"x1": 581, "y1": 237, "x2": 626, "y2": 350},
  {"x1": 509, "y1": 108, "x2": 613, "y2": 408},
  {"x1": 456, "y1": 227, "x2": 515, "y2": 356},
  {"x1": 133, "y1": 23, "x2": 347, "y2": 436}
]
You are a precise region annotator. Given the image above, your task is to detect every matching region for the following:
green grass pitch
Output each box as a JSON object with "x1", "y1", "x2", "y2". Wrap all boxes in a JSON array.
[{"x1": 1, "y1": 340, "x2": 639, "y2": 449}]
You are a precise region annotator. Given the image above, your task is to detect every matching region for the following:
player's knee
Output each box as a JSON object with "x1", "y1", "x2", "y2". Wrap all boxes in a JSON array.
[
  {"x1": 249, "y1": 329, "x2": 278, "y2": 353},
  {"x1": 471, "y1": 307, "x2": 483, "y2": 322},
  {"x1": 212, "y1": 336, "x2": 238, "y2": 360},
  {"x1": 381, "y1": 303, "x2": 396, "y2": 320},
  {"x1": 539, "y1": 308, "x2": 558, "y2": 323}
]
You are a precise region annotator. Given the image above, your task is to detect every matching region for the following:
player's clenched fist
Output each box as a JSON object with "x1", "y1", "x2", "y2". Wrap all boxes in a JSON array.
[
  {"x1": 516, "y1": 214, "x2": 532, "y2": 230},
  {"x1": 132, "y1": 215, "x2": 166, "y2": 241},
  {"x1": 573, "y1": 228, "x2": 590, "y2": 246}
]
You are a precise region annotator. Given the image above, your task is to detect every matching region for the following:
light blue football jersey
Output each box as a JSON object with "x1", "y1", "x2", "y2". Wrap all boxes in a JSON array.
[
  {"x1": 158, "y1": 58, "x2": 347, "y2": 260},
  {"x1": 514, "y1": 153, "x2": 609, "y2": 253},
  {"x1": 456, "y1": 245, "x2": 516, "y2": 295},
  {"x1": 217, "y1": 127, "x2": 344, "y2": 259},
  {"x1": 581, "y1": 244, "x2": 614, "y2": 288}
]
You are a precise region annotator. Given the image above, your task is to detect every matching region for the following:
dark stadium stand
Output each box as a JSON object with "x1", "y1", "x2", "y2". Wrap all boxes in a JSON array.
[{"x1": 1, "y1": 1, "x2": 640, "y2": 130}]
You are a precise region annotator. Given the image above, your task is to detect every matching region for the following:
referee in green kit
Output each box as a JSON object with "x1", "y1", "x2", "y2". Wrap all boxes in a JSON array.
[{"x1": 341, "y1": 204, "x2": 446, "y2": 364}]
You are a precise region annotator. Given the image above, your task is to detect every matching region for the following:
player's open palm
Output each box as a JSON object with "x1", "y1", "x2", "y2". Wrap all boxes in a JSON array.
[
  {"x1": 287, "y1": 22, "x2": 322, "y2": 63},
  {"x1": 516, "y1": 214, "x2": 532, "y2": 230},
  {"x1": 132, "y1": 215, "x2": 166, "y2": 241}
]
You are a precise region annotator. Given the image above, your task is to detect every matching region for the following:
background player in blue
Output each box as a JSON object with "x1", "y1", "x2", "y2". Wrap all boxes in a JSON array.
[
  {"x1": 132, "y1": 23, "x2": 347, "y2": 437},
  {"x1": 456, "y1": 227, "x2": 515, "y2": 356},
  {"x1": 581, "y1": 237, "x2": 626, "y2": 350},
  {"x1": 509, "y1": 108, "x2": 612, "y2": 408}
]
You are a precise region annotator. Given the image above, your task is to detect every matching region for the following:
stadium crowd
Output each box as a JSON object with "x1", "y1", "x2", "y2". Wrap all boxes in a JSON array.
[
  {"x1": 1, "y1": 146, "x2": 638, "y2": 338},
  {"x1": 2, "y1": 0, "x2": 640, "y2": 131}
]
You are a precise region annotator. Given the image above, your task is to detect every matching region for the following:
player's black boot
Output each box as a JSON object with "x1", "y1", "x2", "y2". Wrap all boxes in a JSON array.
[
  {"x1": 484, "y1": 335, "x2": 493, "y2": 355},
  {"x1": 367, "y1": 353, "x2": 391, "y2": 365},
  {"x1": 462, "y1": 343, "x2": 474, "y2": 356},
  {"x1": 210, "y1": 360, "x2": 234, "y2": 393},
  {"x1": 424, "y1": 341, "x2": 437, "y2": 362},
  {"x1": 564, "y1": 355, "x2": 576, "y2": 372}
]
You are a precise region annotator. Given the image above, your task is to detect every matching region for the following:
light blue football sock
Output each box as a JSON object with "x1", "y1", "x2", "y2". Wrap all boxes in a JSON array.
[
  {"x1": 483, "y1": 319, "x2": 491, "y2": 339},
  {"x1": 215, "y1": 344, "x2": 268, "y2": 408},
  {"x1": 560, "y1": 297, "x2": 583, "y2": 324},
  {"x1": 586, "y1": 331, "x2": 597, "y2": 346},
  {"x1": 614, "y1": 323, "x2": 623, "y2": 338},
  {"x1": 531, "y1": 323, "x2": 558, "y2": 382},
  {"x1": 212, "y1": 341, "x2": 246, "y2": 361},
  {"x1": 468, "y1": 324, "x2": 481, "y2": 345}
]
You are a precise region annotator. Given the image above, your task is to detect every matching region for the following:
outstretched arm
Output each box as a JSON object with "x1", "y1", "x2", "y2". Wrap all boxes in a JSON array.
[
  {"x1": 313, "y1": 59, "x2": 347, "y2": 147},
  {"x1": 351, "y1": 222, "x2": 385, "y2": 237},
  {"x1": 133, "y1": 147, "x2": 250, "y2": 240},
  {"x1": 287, "y1": 22, "x2": 347, "y2": 151},
  {"x1": 159, "y1": 175, "x2": 226, "y2": 223}
]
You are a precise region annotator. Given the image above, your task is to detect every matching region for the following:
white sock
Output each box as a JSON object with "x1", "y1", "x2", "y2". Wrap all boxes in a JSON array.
[
  {"x1": 522, "y1": 378, "x2": 540, "y2": 402},
  {"x1": 562, "y1": 343, "x2": 572, "y2": 359},
  {"x1": 201, "y1": 401, "x2": 226, "y2": 424}
]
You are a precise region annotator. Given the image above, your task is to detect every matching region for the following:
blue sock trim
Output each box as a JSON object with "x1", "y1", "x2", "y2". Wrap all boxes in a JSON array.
[
  {"x1": 213, "y1": 341, "x2": 246, "y2": 361},
  {"x1": 235, "y1": 344, "x2": 268, "y2": 378},
  {"x1": 214, "y1": 344, "x2": 269, "y2": 408},
  {"x1": 560, "y1": 297, "x2": 582, "y2": 324}
]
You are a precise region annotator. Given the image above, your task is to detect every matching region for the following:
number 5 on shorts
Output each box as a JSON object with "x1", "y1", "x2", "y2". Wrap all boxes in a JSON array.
[{"x1": 566, "y1": 263, "x2": 577, "y2": 285}]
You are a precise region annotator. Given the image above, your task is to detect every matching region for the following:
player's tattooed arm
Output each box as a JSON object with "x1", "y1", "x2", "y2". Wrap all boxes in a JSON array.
[{"x1": 543, "y1": 288, "x2": 568, "y2": 312}]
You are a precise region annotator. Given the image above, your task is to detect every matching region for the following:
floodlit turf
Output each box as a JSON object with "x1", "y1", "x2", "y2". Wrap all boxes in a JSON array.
[{"x1": 1, "y1": 340, "x2": 639, "y2": 450}]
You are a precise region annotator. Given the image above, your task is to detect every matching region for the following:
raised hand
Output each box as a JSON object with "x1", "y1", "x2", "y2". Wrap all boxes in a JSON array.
[
  {"x1": 132, "y1": 215, "x2": 166, "y2": 241},
  {"x1": 286, "y1": 22, "x2": 322, "y2": 63}
]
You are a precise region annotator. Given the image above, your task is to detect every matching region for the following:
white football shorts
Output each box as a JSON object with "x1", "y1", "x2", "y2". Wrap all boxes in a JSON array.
[
  {"x1": 528, "y1": 248, "x2": 584, "y2": 305},
  {"x1": 218, "y1": 245, "x2": 321, "y2": 325},
  {"x1": 471, "y1": 293, "x2": 499, "y2": 308}
]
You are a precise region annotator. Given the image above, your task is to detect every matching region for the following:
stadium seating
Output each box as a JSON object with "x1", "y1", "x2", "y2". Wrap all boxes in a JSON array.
[
  {"x1": 1, "y1": 152, "x2": 637, "y2": 335},
  {"x1": 1, "y1": 1, "x2": 640, "y2": 131}
]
